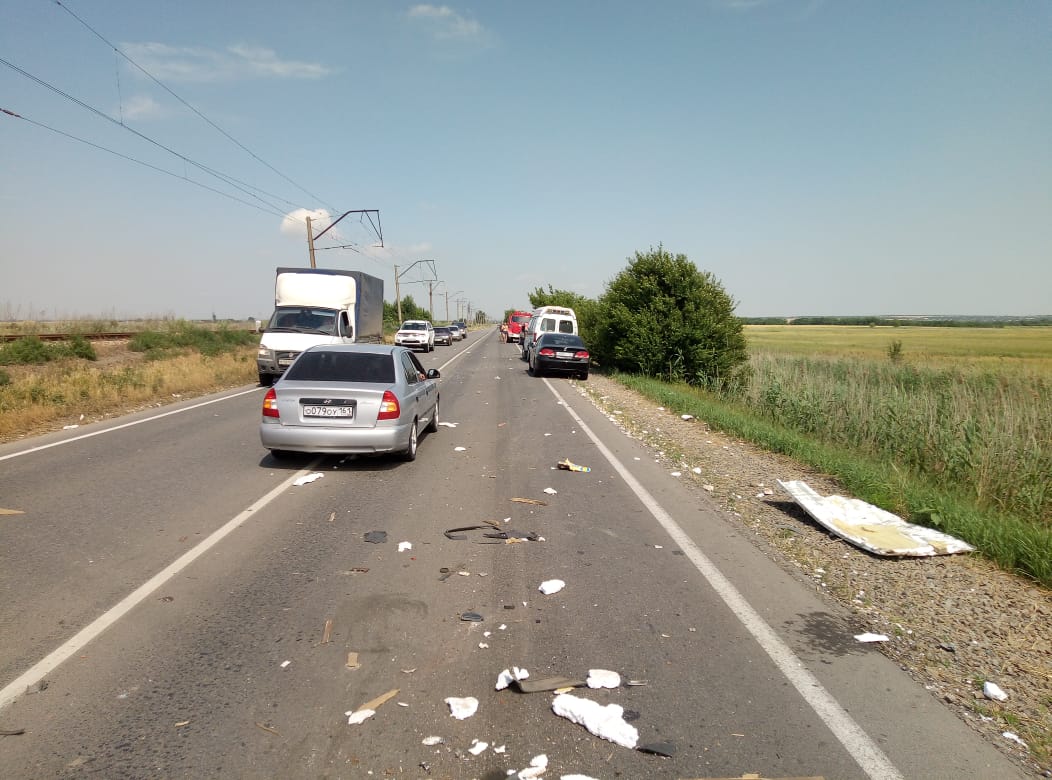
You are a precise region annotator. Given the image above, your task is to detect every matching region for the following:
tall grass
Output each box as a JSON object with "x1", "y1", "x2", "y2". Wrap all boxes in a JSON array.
[
  {"x1": 613, "y1": 372, "x2": 1052, "y2": 588},
  {"x1": 734, "y1": 353, "x2": 1051, "y2": 526}
]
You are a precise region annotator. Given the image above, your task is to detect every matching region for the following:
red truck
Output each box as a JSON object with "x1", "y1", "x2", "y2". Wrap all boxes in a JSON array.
[{"x1": 504, "y1": 310, "x2": 532, "y2": 343}]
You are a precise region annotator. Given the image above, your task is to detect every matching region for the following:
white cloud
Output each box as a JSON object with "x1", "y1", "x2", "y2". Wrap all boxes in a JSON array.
[
  {"x1": 280, "y1": 208, "x2": 333, "y2": 237},
  {"x1": 121, "y1": 94, "x2": 166, "y2": 120},
  {"x1": 407, "y1": 5, "x2": 489, "y2": 42},
  {"x1": 122, "y1": 42, "x2": 332, "y2": 83}
]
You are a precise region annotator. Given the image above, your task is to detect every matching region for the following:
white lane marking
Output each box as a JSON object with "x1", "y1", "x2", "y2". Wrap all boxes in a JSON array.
[
  {"x1": 545, "y1": 379, "x2": 904, "y2": 780},
  {"x1": 0, "y1": 387, "x2": 263, "y2": 462},
  {"x1": 0, "y1": 462, "x2": 322, "y2": 712}
]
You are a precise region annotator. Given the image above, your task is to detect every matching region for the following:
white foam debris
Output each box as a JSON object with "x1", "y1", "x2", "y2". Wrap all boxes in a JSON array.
[
  {"x1": 984, "y1": 681, "x2": 1009, "y2": 701},
  {"x1": 469, "y1": 740, "x2": 489, "y2": 755},
  {"x1": 493, "y1": 744, "x2": 506, "y2": 753},
  {"x1": 854, "y1": 632, "x2": 889, "y2": 643},
  {"x1": 692, "y1": 467, "x2": 702, "y2": 474},
  {"x1": 421, "y1": 736, "x2": 444, "y2": 746},
  {"x1": 346, "y1": 708, "x2": 374, "y2": 725},
  {"x1": 1003, "y1": 731, "x2": 1027, "y2": 748},
  {"x1": 517, "y1": 754, "x2": 549, "y2": 779},
  {"x1": 552, "y1": 693, "x2": 638, "y2": 749},
  {"x1": 681, "y1": 414, "x2": 694, "y2": 421},
  {"x1": 293, "y1": 472, "x2": 324, "y2": 486},
  {"x1": 538, "y1": 579, "x2": 565, "y2": 595},
  {"x1": 438, "y1": 421, "x2": 458, "y2": 428},
  {"x1": 280, "y1": 660, "x2": 291, "y2": 668},
  {"x1": 398, "y1": 541, "x2": 412, "y2": 552},
  {"x1": 561, "y1": 776, "x2": 599, "y2": 780},
  {"x1": 444, "y1": 696, "x2": 479, "y2": 719},
  {"x1": 496, "y1": 666, "x2": 530, "y2": 690},
  {"x1": 454, "y1": 446, "x2": 467, "y2": 452},
  {"x1": 586, "y1": 669, "x2": 621, "y2": 689},
  {"x1": 670, "y1": 471, "x2": 682, "y2": 477},
  {"x1": 543, "y1": 487, "x2": 557, "y2": 495}
]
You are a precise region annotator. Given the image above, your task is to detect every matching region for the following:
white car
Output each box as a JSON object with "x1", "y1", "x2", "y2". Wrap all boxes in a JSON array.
[{"x1": 395, "y1": 320, "x2": 435, "y2": 352}]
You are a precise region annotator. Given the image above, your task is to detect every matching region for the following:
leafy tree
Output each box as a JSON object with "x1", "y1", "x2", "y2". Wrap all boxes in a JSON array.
[
  {"x1": 526, "y1": 285, "x2": 600, "y2": 340},
  {"x1": 590, "y1": 246, "x2": 747, "y2": 387}
]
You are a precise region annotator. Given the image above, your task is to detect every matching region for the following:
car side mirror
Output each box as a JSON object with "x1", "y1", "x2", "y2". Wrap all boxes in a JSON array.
[{"x1": 427, "y1": 368, "x2": 441, "y2": 379}]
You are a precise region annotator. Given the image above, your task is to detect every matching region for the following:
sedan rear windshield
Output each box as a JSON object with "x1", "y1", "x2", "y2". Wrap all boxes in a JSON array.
[
  {"x1": 401, "y1": 322, "x2": 427, "y2": 330},
  {"x1": 285, "y1": 352, "x2": 395, "y2": 383},
  {"x1": 538, "y1": 334, "x2": 584, "y2": 348}
]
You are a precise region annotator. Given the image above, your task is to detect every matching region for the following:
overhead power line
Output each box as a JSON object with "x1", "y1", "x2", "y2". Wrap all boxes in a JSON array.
[
  {"x1": 0, "y1": 55, "x2": 311, "y2": 216},
  {"x1": 50, "y1": 0, "x2": 336, "y2": 213}
]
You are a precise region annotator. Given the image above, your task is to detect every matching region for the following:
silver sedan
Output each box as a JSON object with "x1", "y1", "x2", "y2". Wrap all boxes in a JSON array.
[{"x1": 260, "y1": 344, "x2": 440, "y2": 461}]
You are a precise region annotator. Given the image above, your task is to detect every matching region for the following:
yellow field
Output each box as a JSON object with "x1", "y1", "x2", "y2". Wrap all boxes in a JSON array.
[{"x1": 745, "y1": 325, "x2": 1052, "y2": 371}]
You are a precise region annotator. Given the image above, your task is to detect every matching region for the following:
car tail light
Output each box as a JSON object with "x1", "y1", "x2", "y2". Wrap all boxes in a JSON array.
[
  {"x1": 539, "y1": 348, "x2": 556, "y2": 357},
  {"x1": 574, "y1": 350, "x2": 590, "y2": 359},
  {"x1": 262, "y1": 388, "x2": 279, "y2": 418},
  {"x1": 378, "y1": 389, "x2": 401, "y2": 420}
]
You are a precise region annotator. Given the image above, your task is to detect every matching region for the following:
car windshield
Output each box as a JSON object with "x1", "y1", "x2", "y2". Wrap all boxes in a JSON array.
[
  {"x1": 512, "y1": 315, "x2": 529, "y2": 324},
  {"x1": 435, "y1": 327, "x2": 450, "y2": 334},
  {"x1": 285, "y1": 351, "x2": 395, "y2": 383},
  {"x1": 540, "y1": 334, "x2": 584, "y2": 348},
  {"x1": 401, "y1": 322, "x2": 426, "y2": 331}
]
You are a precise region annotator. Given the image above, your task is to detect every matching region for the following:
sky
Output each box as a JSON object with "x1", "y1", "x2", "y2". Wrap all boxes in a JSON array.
[{"x1": 1, "y1": 0, "x2": 1050, "y2": 321}]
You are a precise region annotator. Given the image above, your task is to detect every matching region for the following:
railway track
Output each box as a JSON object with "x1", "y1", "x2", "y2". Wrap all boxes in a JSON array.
[{"x1": 0, "y1": 332, "x2": 135, "y2": 343}]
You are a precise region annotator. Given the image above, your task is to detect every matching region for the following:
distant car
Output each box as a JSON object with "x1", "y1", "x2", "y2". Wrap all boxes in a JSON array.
[
  {"x1": 433, "y1": 326, "x2": 453, "y2": 346},
  {"x1": 529, "y1": 332, "x2": 590, "y2": 380},
  {"x1": 447, "y1": 323, "x2": 463, "y2": 341},
  {"x1": 453, "y1": 320, "x2": 469, "y2": 338},
  {"x1": 394, "y1": 320, "x2": 435, "y2": 352},
  {"x1": 260, "y1": 344, "x2": 440, "y2": 461}
]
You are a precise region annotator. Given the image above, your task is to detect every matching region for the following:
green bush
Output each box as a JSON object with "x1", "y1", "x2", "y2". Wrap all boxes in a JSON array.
[{"x1": 0, "y1": 336, "x2": 96, "y2": 365}]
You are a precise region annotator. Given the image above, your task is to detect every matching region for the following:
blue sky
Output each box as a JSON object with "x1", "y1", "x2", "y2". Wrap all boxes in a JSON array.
[{"x1": 2, "y1": 0, "x2": 1049, "y2": 321}]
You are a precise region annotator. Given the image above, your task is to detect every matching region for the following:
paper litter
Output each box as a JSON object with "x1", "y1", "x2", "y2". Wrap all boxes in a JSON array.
[
  {"x1": 551, "y1": 693, "x2": 638, "y2": 749},
  {"x1": 984, "y1": 681, "x2": 1009, "y2": 701},
  {"x1": 444, "y1": 696, "x2": 479, "y2": 719},
  {"x1": 538, "y1": 579, "x2": 565, "y2": 595},
  {"x1": 496, "y1": 666, "x2": 530, "y2": 690},
  {"x1": 586, "y1": 669, "x2": 621, "y2": 689},
  {"x1": 293, "y1": 472, "x2": 324, "y2": 486},
  {"x1": 397, "y1": 541, "x2": 412, "y2": 552},
  {"x1": 1003, "y1": 731, "x2": 1027, "y2": 747},
  {"x1": 854, "y1": 632, "x2": 889, "y2": 643}
]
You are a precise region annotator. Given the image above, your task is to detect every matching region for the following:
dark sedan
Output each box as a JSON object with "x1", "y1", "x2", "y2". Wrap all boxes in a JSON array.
[
  {"x1": 528, "y1": 333, "x2": 590, "y2": 380},
  {"x1": 433, "y1": 326, "x2": 454, "y2": 346}
]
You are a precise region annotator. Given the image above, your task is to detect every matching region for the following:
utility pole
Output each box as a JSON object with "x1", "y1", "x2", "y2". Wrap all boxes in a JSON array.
[
  {"x1": 428, "y1": 281, "x2": 435, "y2": 322},
  {"x1": 394, "y1": 265, "x2": 402, "y2": 323},
  {"x1": 306, "y1": 217, "x2": 317, "y2": 268}
]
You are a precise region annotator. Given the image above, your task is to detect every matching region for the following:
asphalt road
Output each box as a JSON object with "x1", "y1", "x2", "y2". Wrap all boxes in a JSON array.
[{"x1": 0, "y1": 328, "x2": 1026, "y2": 779}]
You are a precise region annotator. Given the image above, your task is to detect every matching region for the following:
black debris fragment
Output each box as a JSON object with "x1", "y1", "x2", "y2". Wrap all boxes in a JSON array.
[{"x1": 364, "y1": 531, "x2": 387, "y2": 544}]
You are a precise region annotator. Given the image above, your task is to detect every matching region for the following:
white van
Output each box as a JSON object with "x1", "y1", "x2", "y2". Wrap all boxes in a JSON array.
[{"x1": 521, "y1": 306, "x2": 578, "y2": 361}]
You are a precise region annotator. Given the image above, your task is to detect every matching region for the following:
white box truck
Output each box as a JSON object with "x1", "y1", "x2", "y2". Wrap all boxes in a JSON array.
[{"x1": 256, "y1": 267, "x2": 384, "y2": 386}]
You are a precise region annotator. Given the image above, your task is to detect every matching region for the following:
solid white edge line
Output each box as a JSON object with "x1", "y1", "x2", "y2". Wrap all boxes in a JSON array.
[
  {"x1": 545, "y1": 379, "x2": 904, "y2": 780},
  {"x1": 0, "y1": 386, "x2": 263, "y2": 462},
  {"x1": 0, "y1": 463, "x2": 321, "y2": 712}
]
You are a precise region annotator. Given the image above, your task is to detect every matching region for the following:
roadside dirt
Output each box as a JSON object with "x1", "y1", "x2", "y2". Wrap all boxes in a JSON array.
[{"x1": 577, "y1": 374, "x2": 1051, "y2": 777}]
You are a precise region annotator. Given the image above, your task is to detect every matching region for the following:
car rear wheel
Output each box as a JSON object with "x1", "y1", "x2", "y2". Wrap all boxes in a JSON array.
[
  {"x1": 259, "y1": 372, "x2": 272, "y2": 387},
  {"x1": 402, "y1": 419, "x2": 418, "y2": 461},
  {"x1": 578, "y1": 370, "x2": 588, "y2": 380},
  {"x1": 426, "y1": 397, "x2": 440, "y2": 432}
]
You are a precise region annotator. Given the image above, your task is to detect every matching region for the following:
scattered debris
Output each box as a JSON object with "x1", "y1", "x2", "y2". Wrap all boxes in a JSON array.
[
  {"x1": 552, "y1": 693, "x2": 639, "y2": 749},
  {"x1": 516, "y1": 754, "x2": 548, "y2": 779},
  {"x1": 421, "y1": 736, "x2": 444, "y2": 746},
  {"x1": 513, "y1": 675, "x2": 585, "y2": 693},
  {"x1": 586, "y1": 669, "x2": 621, "y2": 689},
  {"x1": 62, "y1": 424, "x2": 79, "y2": 430},
  {"x1": 460, "y1": 611, "x2": 484, "y2": 622},
  {"x1": 468, "y1": 739, "x2": 489, "y2": 755},
  {"x1": 280, "y1": 660, "x2": 291, "y2": 669},
  {"x1": 445, "y1": 696, "x2": 479, "y2": 720},
  {"x1": 984, "y1": 681, "x2": 1009, "y2": 701},
  {"x1": 346, "y1": 687, "x2": 400, "y2": 724},
  {"x1": 778, "y1": 480, "x2": 976, "y2": 556},
  {"x1": 445, "y1": 520, "x2": 540, "y2": 542},
  {"x1": 454, "y1": 446, "x2": 467, "y2": 452},
  {"x1": 854, "y1": 633, "x2": 889, "y2": 643},
  {"x1": 558, "y1": 459, "x2": 592, "y2": 473},
  {"x1": 438, "y1": 421, "x2": 458, "y2": 428},
  {"x1": 0, "y1": 508, "x2": 25, "y2": 515},
  {"x1": 702, "y1": 484, "x2": 715, "y2": 492},
  {"x1": 348, "y1": 566, "x2": 369, "y2": 574},
  {"x1": 293, "y1": 472, "x2": 324, "y2": 486},
  {"x1": 543, "y1": 487, "x2": 558, "y2": 495},
  {"x1": 1003, "y1": 731, "x2": 1027, "y2": 748},
  {"x1": 670, "y1": 471, "x2": 682, "y2": 477},
  {"x1": 511, "y1": 497, "x2": 548, "y2": 506},
  {"x1": 347, "y1": 709, "x2": 374, "y2": 725},
  {"x1": 496, "y1": 667, "x2": 530, "y2": 690},
  {"x1": 321, "y1": 619, "x2": 333, "y2": 645},
  {"x1": 175, "y1": 720, "x2": 190, "y2": 728},
  {"x1": 0, "y1": 728, "x2": 26, "y2": 736},
  {"x1": 637, "y1": 740, "x2": 676, "y2": 757},
  {"x1": 398, "y1": 541, "x2": 412, "y2": 552},
  {"x1": 692, "y1": 467, "x2": 702, "y2": 475},
  {"x1": 346, "y1": 652, "x2": 360, "y2": 669},
  {"x1": 363, "y1": 531, "x2": 387, "y2": 544},
  {"x1": 539, "y1": 579, "x2": 565, "y2": 595}
]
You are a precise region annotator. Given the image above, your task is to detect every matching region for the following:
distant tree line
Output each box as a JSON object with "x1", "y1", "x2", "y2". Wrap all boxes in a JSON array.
[{"x1": 740, "y1": 316, "x2": 1052, "y2": 327}]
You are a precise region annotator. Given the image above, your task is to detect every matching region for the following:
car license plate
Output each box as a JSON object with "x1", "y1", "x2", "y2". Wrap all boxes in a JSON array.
[
  {"x1": 303, "y1": 405, "x2": 354, "y2": 418},
  {"x1": 278, "y1": 358, "x2": 294, "y2": 366},
  {"x1": 556, "y1": 351, "x2": 574, "y2": 358}
]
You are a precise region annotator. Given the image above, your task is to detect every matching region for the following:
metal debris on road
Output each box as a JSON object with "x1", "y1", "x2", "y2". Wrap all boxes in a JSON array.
[
  {"x1": 637, "y1": 740, "x2": 677, "y2": 757},
  {"x1": 460, "y1": 611, "x2": 483, "y2": 622},
  {"x1": 363, "y1": 531, "x2": 387, "y2": 544}
]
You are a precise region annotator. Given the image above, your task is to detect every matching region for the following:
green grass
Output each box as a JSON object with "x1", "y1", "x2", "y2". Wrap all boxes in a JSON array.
[
  {"x1": 128, "y1": 322, "x2": 258, "y2": 359},
  {"x1": 0, "y1": 336, "x2": 96, "y2": 365},
  {"x1": 612, "y1": 371, "x2": 1052, "y2": 588}
]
